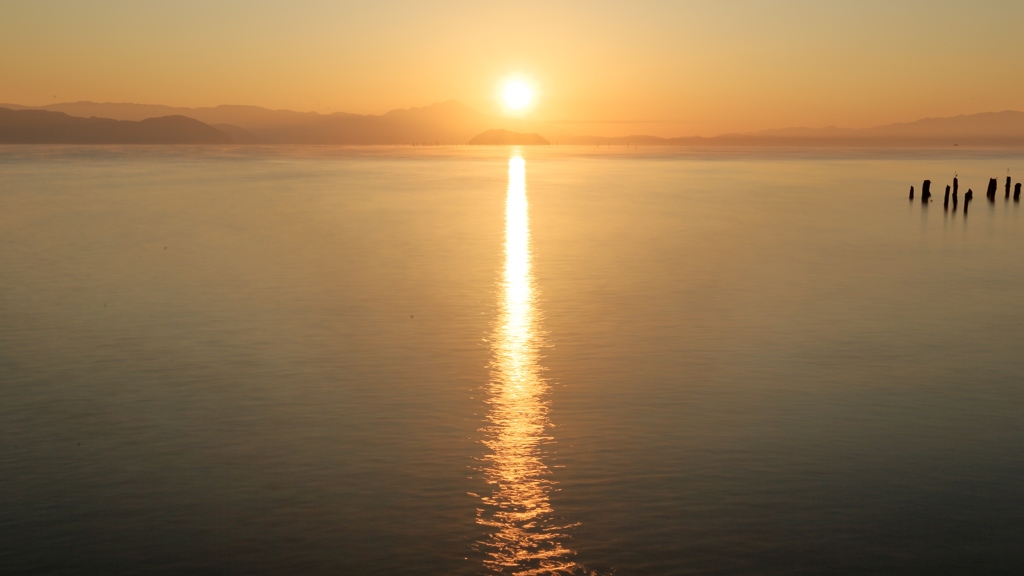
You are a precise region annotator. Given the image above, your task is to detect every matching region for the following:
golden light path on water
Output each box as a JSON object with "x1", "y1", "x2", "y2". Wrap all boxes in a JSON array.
[{"x1": 477, "y1": 154, "x2": 585, "y2": 575}]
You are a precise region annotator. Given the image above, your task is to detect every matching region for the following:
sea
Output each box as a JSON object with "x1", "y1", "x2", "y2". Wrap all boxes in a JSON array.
[{"x1": 2, "y1": 145, "x2": 1023, "y2": 575}]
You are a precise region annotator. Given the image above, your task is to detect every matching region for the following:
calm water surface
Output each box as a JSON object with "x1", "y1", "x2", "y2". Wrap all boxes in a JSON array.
[{"x1": 2, "y1": 145, "x2": 1024, "y2": 575}]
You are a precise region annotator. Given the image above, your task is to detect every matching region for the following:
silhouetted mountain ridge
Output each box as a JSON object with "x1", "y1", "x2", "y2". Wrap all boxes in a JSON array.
[
  {"x1": 0, "y1": 108, "x2": 232, "y2": 144},
  {"x1": 3, "y1": 101, "x2": 1024, "y2": 146},
  {"x1": 0, "y1": 100, "x2": 570, "y2": 144}
]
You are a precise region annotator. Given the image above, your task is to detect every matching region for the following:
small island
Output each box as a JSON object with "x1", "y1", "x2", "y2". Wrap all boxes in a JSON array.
[{"x1": 469, "y1": 129, "x2": 549, "y2": 145}]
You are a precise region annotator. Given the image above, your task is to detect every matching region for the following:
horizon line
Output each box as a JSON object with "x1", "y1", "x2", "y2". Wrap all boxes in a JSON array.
[{"x1": 4, "y1": 101, "x2": 1024, "y2": 143}]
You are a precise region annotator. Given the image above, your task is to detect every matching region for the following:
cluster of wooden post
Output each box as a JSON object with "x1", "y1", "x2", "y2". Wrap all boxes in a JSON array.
[{"x1": 911, "y1": 174, "x2": 1019, "y2": 212}]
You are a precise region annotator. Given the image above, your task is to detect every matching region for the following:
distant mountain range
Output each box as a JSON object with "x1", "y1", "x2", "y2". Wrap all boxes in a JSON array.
[
  {"x1": 3, "y1": 100, "x2": 1024, "y2": 146},
  {"x1": 0, "y1": 100, "x2": 567, "y2": 145},
  {"x1": 0, "y1": 108, "x2": 231, "y2": 144}
]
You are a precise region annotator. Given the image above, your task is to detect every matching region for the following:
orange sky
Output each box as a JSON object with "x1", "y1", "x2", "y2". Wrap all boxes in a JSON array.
[{"x1": 3, "y1": 0, "x2": 1023, "y2": 137}]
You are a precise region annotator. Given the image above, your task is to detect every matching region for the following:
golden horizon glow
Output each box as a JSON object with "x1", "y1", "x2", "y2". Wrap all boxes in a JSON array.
[
  {"x1": 477, "y1": 154, "x2": 581, "y2": 574},
  {"x1": 5, "y1": 3, "x2": 1024, "y2": 136}
]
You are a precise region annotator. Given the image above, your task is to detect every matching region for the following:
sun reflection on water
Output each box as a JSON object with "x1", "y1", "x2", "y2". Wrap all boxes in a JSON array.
[{"x1": 477, "y1": 154, "x2": 585, "y2": 575}]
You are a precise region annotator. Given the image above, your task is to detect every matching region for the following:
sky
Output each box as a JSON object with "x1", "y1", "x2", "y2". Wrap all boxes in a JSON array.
[{"x1": 3, "y1": 0, "x2": 1024, "y2": 136}]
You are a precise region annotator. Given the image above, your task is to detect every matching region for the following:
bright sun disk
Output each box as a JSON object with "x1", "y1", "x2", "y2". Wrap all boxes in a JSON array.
[{"x1": 502, "y1": 80, "x2": 534, "y2": 112}]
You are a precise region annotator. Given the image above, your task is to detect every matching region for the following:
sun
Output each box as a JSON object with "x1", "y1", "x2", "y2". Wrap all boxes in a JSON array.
[{"x1": 501, "y1": 79, "x2": 535, "y2": 113}]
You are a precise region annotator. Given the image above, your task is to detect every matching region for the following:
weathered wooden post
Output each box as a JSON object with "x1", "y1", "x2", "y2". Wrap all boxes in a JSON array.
[
  {"x1": 987, "y1": 178, "x2": 998, "y2": 201},
  {"x1": 1015, "y1": 183, "x2": 1021, "y2": 201},
  {"x1": 922, "y1": 180, "x2": 932, "y2": 203},
  {"x1": 944, "y1": 185, "x2": 951, "y2": 209},
  {"x1": 909, "y1": 185, "x2": 915, "y2": 200},
  {"x1": 953, "y1": 188, "x2": 958, "y2": 210},
  {"x1": 1007, "y1": 177, "x2": 1013, "y2": 199}
]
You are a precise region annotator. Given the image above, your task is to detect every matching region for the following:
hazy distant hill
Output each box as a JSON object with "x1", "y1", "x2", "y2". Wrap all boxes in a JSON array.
[
  {"x1": 0, "y1": 108, "x2": 232, "y2": 144},
  {"x1": 559, "y1": 111, "x2": 1024, "y2": 147},
  {"x1": 737, "y1": 111, "x2": 1024, "y2": 146},
  {"x1": 0, "y1": 100, "x2": 573, "y2": 145},
  {"x1": 210, "y1": 123, "x2": 260, "y2": 144},
  {"x1": 3, "y1": 100, "x2": 1024, "y2": 146},
  {"x1": 469, "y1": 129, "x2": 549, "y2": 145},
  {"x1": 0, "y1": 101, "x2": 332, "y2": 128}
]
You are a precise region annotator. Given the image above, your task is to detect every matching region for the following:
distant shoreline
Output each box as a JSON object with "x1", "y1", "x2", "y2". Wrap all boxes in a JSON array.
[{"x1": 4, "y1": 102, "x2": 1024, "y2": 148}]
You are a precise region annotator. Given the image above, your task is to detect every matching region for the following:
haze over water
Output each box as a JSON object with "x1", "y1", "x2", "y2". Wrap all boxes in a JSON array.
[{"x1": 2, "y1": 145, "x2": 1024, "y2": 575}]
